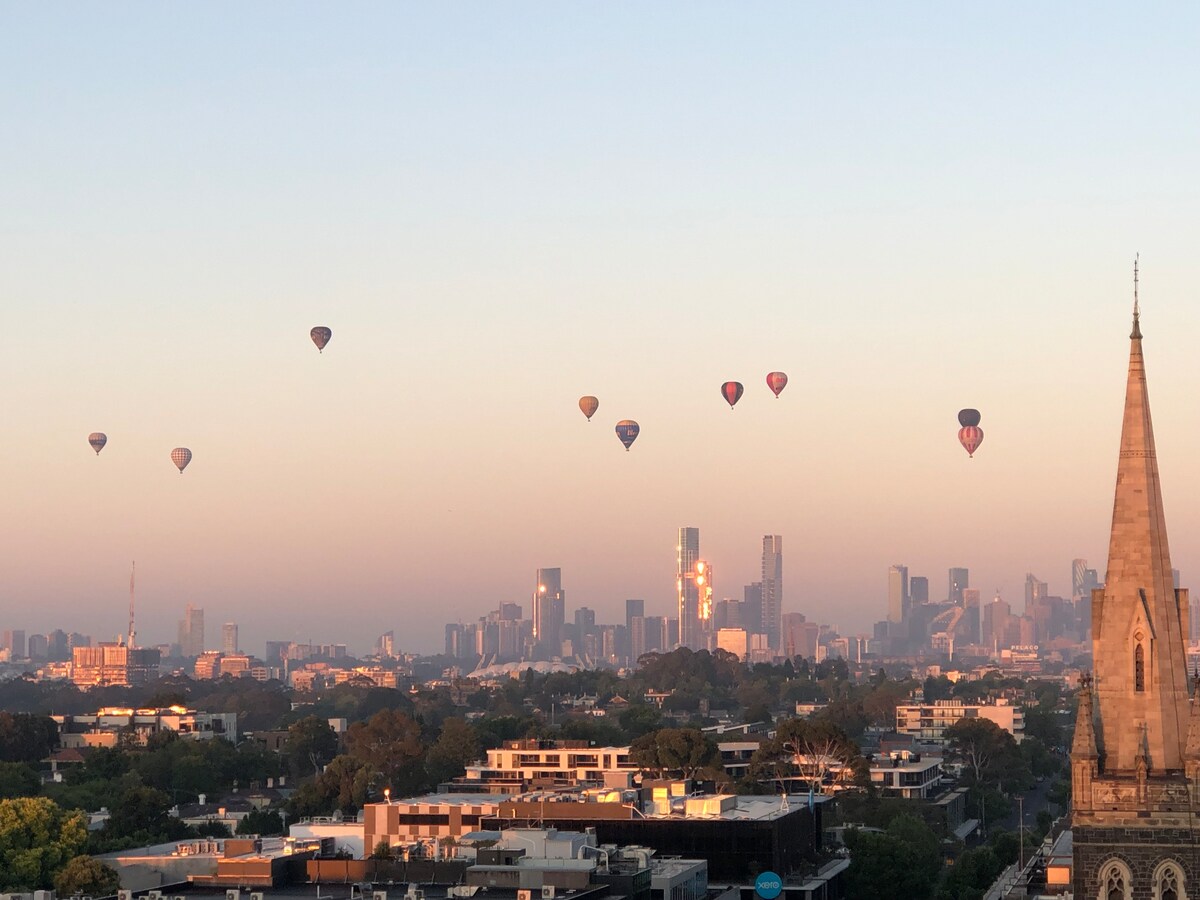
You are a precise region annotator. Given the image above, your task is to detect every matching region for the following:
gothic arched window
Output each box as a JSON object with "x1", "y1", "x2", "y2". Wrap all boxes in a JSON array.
[
  {"x1": 1152, "y1": 859, "x2": 1187, "y2": 900},
  {"x1": 1101, "y1": 859, "x2": 1132, "y2": 900},
  {"x1": 1135, "y1": 644, "x2": 1146, "y2": 692}
]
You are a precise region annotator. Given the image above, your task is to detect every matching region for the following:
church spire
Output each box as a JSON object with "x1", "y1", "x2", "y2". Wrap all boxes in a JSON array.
[
  {"x1": 1131, "y1": 253, "x2": 1142, "y2": 339},
  {"x1": 1073, "y1": 674, "x2": 1099, "y2": 759},
  {"x1": 1092, "y1": 264, "x2": 1191, "y2": 772}
]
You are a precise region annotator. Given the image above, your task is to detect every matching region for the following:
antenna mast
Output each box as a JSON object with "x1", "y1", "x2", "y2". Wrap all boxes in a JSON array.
[{"x1": 128, "y1": 561, "x2": 136, "y2": 648}]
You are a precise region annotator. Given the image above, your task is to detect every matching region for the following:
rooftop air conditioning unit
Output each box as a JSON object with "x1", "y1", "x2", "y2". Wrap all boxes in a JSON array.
[
  {"x1": 227, "y1": 890, "x2": 240, "y2": 900},
  {"x1": 250, "y1": 893, "x2": 265, "y2": 900},
  {"x1": 517, "y1": 892, "x2": 533, "y2": 900},
  {"x1": 542, "y1": 888, "x2": 556, "y2": 899},
  {"x1": 118, "y1": 892, "x2": 132, "y2": 900},
  {"x1": 374, "y1": 892, "x2": 388, "y2": 900},
  {"x1": 148, "y1": 892, "x2": 163, "y2": 900}
]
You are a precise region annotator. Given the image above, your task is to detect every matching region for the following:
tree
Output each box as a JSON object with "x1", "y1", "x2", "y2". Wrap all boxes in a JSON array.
[
  {"x1": 0, "y1": 713, "x2": 58, "y2": 765},
  {"x1": 0, "y1": 763, "x2": 40, "y2": 800},
  {"x1": 751, "y1": 718, "x2": 867, "y2": 792},
  {"x1": 426, "y1": 718, "x2": 482, "y2": 786},
  {"x1": 0, "y1": 797, "x2": 88, "y2": 889},
  {"x1": 944, "y1": 718, "x2": 1026, "y2": 789},
  {"x1": 629, "y1": 728, "x2": 720, "y2": 780},
  {"x1": 284, "y1": 716, "x2": 339, "y2": 779},
  {"x1": 844, "y1": 828, "x2": 935, "y2": 900},
  {"x1": 103, "y1": 784, "x2": 175, "y2": 841},
  {"x1": 344, "y1": 709, "x2": 427, "y2": 796},
  {"x1": 236, "y1": 808, "x2": 284, "y2": 836},
  {"x1": 369, "y1": 840, "x2": 395, "y2": 860},
  {"x1": 53, "y1": 855, "x2": 121, "y2": 898}
]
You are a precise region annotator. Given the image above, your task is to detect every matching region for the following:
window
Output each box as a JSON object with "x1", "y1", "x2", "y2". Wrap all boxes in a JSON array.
[
  {"x1": 1153, "y1": 860, "x2": 1186, "y2": 900},
  {"x1": 1100, "y1": 860, "x2": 1131, "y2": 900},
  {"x1": 1136, "y1": 645, "x2": 1146, "y2": 693}
]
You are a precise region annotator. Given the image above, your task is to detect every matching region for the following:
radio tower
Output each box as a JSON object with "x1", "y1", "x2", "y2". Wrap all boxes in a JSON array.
[{"x1": 128, "y1": 561, "x2": 136, "y2": 649}]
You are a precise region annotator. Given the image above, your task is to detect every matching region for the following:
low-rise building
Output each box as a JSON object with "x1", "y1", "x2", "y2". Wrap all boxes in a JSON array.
[
  {"x1": 448, "y1": 739, "x2": 638, "y2": 793},
  {"x1": 54, "y1": 706, "x2": 239, "y2": 747},
  {"x1": 894, "y1": 698, "x2": 1025, "y2": 743},
  {"x1": 71, "y1": 644, "x2": 160, "y2": 688},
  {"x1": 868, "y1": 750, "x2": 943, "y2": 800}
]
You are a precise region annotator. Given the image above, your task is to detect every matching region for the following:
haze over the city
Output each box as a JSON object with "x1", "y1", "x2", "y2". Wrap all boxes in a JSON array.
[{"x1": 5, "y1": 4, "x2": 1200, "y2": 654}]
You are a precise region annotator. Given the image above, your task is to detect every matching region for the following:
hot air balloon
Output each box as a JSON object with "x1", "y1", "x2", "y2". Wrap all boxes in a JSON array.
[
  {"x1": 958, "y1": 408, "x2": 981, "y2": 428},
  {"x1": 958, "y1": 426, "x2": 984, "y2": 458},
  {"x1": 579, "y1": 396, "x2": 599, "y2": 421},
  {"x1": 310, "y1": 326, "x2": 332, "y2": 353},
  {"x1": 721, "y1": 382, "x2": 744, "y2": 409},
  {"x1": 766, "y1": 372, "x2": 788, "y2": 398},
  {"x1": 88, "y1": 433, "x2": 107, "y2": 455},
  {"x1": 171, "y1": 447, "x2": 192, "y2": 473},
  {"x1": 615, "y1": 420, "x2": 640, "y2": 451}
]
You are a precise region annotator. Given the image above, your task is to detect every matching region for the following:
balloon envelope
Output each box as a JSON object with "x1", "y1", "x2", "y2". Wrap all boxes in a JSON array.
[
  {"x1": 310, "y1": 326, "x2": 332, "y2": 353},
  {"x1": 615, "y1": 419, "x2": 640, "y2": 451},
  {"x1": 766, "y1": 372, "x2": 788, "y2": 398},
  {"x1": 88, "y1": 433, "x2": 107, "y2": 455},
  {"x1": 171, "y1": 447, "x2": 193, "y2": 473},
  {"x1": 958, "y1": 425, "x2": 984, "y2": 458},
  {"x1": 721, "y1": 381, "x2": 745, "y2": 408},
  {"x1": 579, "y1": 396, "x2": 599, "y2": 421},
  {"x1": 958, "y1": 408, "x2": 981, "y2": 428}
]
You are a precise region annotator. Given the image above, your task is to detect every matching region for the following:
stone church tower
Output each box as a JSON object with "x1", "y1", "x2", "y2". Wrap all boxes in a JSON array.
[{"x1": 1072, "y1": 285, "x2": 1199, "y2": 899}]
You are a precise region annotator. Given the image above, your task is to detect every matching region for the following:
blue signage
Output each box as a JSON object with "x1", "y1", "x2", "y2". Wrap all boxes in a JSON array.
[{"x1": 755, "y1": 871, "x2": 783, "y2": 900}]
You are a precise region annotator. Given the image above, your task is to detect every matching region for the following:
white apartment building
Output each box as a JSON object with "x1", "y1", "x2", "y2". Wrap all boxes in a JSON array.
[
  {"x1": 894, "y1": 698, "x2": 1024, "y2": 743},
  {"x1": 53, "y1": 706, "x2": 239, "y2": 748}
]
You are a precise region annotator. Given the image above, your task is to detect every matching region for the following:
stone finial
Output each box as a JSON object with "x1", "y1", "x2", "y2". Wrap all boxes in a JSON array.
[{"x1": 1072, "y1": 673, "x2": 1099, "y2": 760}]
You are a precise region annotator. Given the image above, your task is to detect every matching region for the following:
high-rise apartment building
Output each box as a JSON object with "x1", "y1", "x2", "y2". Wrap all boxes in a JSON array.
[
  {"x1": 888, "y1": 565, "x2": 909, "y2": 624},
  {"x1": 533, "y1": 568, "x2": 565, "y2": 658},
  {"x1": 178, "y1": 604, "x2": 205, "y2": 657},
  {"x1": 676, "y1": 527, "x2": 708, "y2": 650},
  {"x1": 760, "y1": 535, "x2": 783, "y2": 650},
  {"x1": 1071, "y1": 558, "x2": 1100, "y2": 605},
  {"x1": 222, "y1": 622, "x2": 239, "y2": 655},
  {"x1": 743, "y1": 583, "x2": 763, "y2": 639},
  {"x1": 948, "y1": 567, "x2": 969, "y2": 605}
]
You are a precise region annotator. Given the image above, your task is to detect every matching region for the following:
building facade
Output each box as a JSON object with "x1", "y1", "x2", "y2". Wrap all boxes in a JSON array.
[
  {"x1": 761, "y1": 535, "x2": 783, "y2": 651},
  {"x1": 894, "y1": 699, "x2": 1024, "y2": 743},
  {"x1": 1071, "y1": 300, "x2": 1200, "y2": 898},
  {"x1": 533, "y1": 568, "x2": 565, "y2": 658},
  {"x1": 676, "y1": 527, "x2": 706, "y2": 650}
]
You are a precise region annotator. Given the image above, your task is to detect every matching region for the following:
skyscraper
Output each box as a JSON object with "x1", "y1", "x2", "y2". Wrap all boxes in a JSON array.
[
  {"x1": 1071, "y1": 558, "x2": 1100, "y2": 605},
  {"x1": 948, "y1": 567, "x2": 969, "y2": 605},
  {"x1": 177, "y1": 604, "x2": 204, "y2": 657},
  {"x1": 1024, "y1": 573, "x2": 1048, "y2": 616},
  {"x1": 533, "y1": 568, "x2": 565, "y2": 658},
  {"x1": 761, "y1": 535, "x2": 783, "y2": 650},
  {"x1": 910, "y1": 576, "x2": 929, "y2": 606},
  {"x1": 887, "y1": 565, "x2": 909, "y2": 624},
  {"x1": 222, "y1": 622, "x2": 239, "y2": 655},
  {"x1": 676, "y1": 527, "x2": 704, "y2": 650},
  {"x1": 1070, "y1": 292, "x2": 1200, "y2": 895}
]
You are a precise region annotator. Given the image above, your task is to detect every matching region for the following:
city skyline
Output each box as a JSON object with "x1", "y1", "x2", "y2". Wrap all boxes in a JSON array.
[{"x1": 6, "y1": 6, "x2": 1200, "y2": 653}]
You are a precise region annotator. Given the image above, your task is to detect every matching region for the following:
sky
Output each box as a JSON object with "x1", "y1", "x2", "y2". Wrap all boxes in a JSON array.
[{"x1": 4, "y1": 3, "x2": 1200, "y2": 656}]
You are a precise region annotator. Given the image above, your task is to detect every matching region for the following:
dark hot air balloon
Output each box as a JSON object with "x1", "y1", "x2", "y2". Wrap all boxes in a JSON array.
[
  {"x1": 766, "y1": 372, "x2": 788, "y2": 398},
  {"x1": 171, "y1": 447, "x2": 193, "y2": 473},
  {"x1": 579, "y1": 396, "x2": 599, "y2": 421},
  {"x1": 958, "y1": 408, "x2": 981, "y2": 428},
  {"x1": 721, "y1": 381, "x2": 744, "y2": 409},
  {"x1": 615, "y1": 420, "x2": 640, "y2": 451},
  {"x1": 88, "y1": 433, "x2": 107, "y2": 455},
  {"x1": 958, "y1": 426, "x2": 984, "y2": 458},
  {"x1": 310, "y1": 326, "x2": 332, "y2": 353}
]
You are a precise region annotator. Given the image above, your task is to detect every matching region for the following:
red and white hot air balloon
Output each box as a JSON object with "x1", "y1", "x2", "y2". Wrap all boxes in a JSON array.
[
  {"x1": 766, "y1": 372, "x2": 788, "y2": 398},
  {"x1": 958, "y1": 425, "x2": 984, "y2": 458},
  {"x1": 721, "y1": 381, "x2": 744, "y2": 409}
]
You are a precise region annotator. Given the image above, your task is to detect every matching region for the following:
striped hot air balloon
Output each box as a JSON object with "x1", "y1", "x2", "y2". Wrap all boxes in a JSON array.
[
  {"x1": 579, "y1": 396, "x2": 599, "y2": 421},
  {"x1": 171, "y1": 447, "x2": 193, "y2": 473},
  {"x1": 766, "y1": 372, "x2": 788, "y2": 398},
  {"x1": 721, "y1": 381, "x2": 744, "y2": 409},
  {"x1": 958, "y1": 426, "x2": 984, "y2": 458},
  {"x1": 88, "y1": 433, "x2": 107, "y2": 455}
]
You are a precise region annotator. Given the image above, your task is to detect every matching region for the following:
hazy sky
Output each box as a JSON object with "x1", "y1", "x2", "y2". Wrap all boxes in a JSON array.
[{"x1": 4, "y1": 4, "x2": 1200, "y2": 655}]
